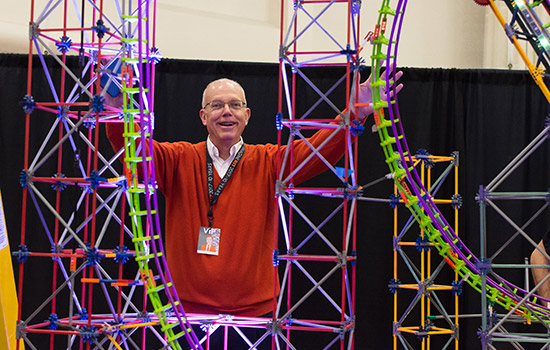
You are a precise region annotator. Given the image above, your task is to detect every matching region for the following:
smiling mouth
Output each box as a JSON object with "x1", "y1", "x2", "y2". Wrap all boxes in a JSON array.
[{"x1": 219, "y1": 122, "x2": 235, "y2": 127}]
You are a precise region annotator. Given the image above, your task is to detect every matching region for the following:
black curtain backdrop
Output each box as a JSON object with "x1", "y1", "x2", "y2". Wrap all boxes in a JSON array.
[{"x1": 1, "y1": 53, "x2": 549, "y2": 349}]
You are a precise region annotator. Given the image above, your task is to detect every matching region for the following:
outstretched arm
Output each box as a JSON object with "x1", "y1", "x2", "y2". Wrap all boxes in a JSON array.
[{"x1": 283, "y1": 65, "x2": 404, "y2": 184}]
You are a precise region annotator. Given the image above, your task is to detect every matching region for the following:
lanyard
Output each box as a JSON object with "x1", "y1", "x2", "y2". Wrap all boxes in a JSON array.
[{"x1": 206, "y1": 143, "x2": 245, "y2": 227}]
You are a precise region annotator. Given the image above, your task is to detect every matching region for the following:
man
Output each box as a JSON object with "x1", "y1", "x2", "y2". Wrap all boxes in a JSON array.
[
  {"x1": 199, "y1": 234, "x2": 217, "y2": 254},
  {"x1": 106, "y1": 71, "x2": 402, "y2": 316}
]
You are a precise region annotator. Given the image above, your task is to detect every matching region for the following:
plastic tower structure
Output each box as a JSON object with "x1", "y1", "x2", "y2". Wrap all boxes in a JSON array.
[
  {"x1": 15, "y1": 1, "x2": 201, "y2": 349},
  {"x1": 274, "y1": 0, "x2": 363, "y2": 348},
  {"x1": 390, "y1": 151, "x2": 461, "y2": 349},
  {"x1": 476, "y1": 1, "x2": 550, "y2": 347}
]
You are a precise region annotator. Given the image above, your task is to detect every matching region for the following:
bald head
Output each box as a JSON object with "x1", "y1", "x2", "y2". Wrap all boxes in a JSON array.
[{"x1": 202, "y1": 78, "x2": 247, "y2": 108}]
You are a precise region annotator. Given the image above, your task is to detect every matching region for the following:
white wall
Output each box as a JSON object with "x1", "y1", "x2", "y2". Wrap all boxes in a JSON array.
[{"x1": 0, "y1": 0, "x2": 544, "y2": 70}]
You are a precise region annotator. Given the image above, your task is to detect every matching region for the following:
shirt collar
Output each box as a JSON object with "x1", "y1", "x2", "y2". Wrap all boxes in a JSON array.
[{"x1": 206, "y1": 136, "x2": 244, "y2": 161}]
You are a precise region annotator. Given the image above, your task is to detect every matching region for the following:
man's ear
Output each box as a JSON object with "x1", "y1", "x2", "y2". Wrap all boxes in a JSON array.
[
  {"x1": 199, "y1": 109, "x2": 207, "y2": 126},
  {"x1": 245, "y1": 108, "x2": 251, "y2": 125}
]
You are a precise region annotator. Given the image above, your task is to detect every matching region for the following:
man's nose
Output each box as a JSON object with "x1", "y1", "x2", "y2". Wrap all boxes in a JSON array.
[{"x1": 221, "y1": 103, "x2": 232, "y2": 113}]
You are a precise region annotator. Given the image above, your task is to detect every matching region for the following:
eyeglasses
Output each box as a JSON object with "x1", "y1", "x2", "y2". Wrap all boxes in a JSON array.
[{"x1": 203, "y1": 100, "x2": 246, "y2": 111}]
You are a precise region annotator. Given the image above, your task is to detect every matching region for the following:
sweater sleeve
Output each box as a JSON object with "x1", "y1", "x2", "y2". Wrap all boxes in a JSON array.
[
  {"x1": 105, "y1": 122, "x2": 126, "y2": 153},
  {"x1": 105, "y1": 122, "x2": 196, "y2": 195}
]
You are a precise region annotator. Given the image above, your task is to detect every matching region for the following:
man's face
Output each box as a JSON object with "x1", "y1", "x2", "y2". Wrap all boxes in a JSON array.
[
  {"x1": 206, "y1": 235, "x2": 213, "y2": 244},
  {"x1": 200, "y1": 80, "x2": 251, "y2": 149}
]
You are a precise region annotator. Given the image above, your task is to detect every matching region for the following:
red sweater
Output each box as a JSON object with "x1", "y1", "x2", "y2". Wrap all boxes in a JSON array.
[{"x1": 106, "y1": 123, "x2": 347, "y2": 316}]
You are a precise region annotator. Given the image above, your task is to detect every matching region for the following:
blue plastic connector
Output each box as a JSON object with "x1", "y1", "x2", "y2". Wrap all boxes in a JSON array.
[
  {"x1": 19, "y1": 170, "x2": 30, "y2": 188},
  {"x1": 50, "y1": 245, "x2": 62, "y2": 262},
  {"x1": 415, "y1": 235, "x2": 431, "y2": 252},
  {"x1": 415, "y1": 148, "x2": 434, "y2": 168},
  {"x1": 19, "y1": 95, "x2": 35, "y2": 114},
  {"x1": 48, "y1": 313, "x2": 58, "y2": 330},
  {"x1": 342, "y1": 185, "x2": 357, "y2": 200},
  {"x1": 91, "y1": 20, "x2": 109, "y2": 39},
  {"x1": 350, "y1": 250, "x2": 357, "y2": 267},
  {"x1": 80, "y1": 325, "x2": 98, "y2": 344},
  {"x1": 87, "y1": 170, "x2": 106, "y2": 190},
  {"x1": 451, "y1": 194, "x2": 463, "y2": 209},
  {"x1": 85, "y1": 242, "x2": 102, "y2": 266},
  {"x1": 56, "y1": 36, "x2": 72, "y2": 53},
  {"x1": 455, "y1": 240, "x2": 463, "y2": 251},
  {"x1": 451, "y1": 280, "x2": 463, "y2": 296},
  {"x1": 52, "y1": 173, "x2": 66, "y2": 191},
  {"x1": 489, "y1": 309, "x2": 498, "y2": 327},
  {"x1": 83, "y1": 117, "x2": 96, "y2": 129},
  {"x1": 273, "y1": 249, "x2": 279, "y2": 267},
  {"x1": 90, "y1": 94, "x2": 104, "y2": 113},
  {"x1": 340, "y1": 44, "x2": 357, "y2": 61},
  {"x1": 14, "y1": 244, "x2": 29, "y2": 264},
  {"x1": 149, "y1": 47, "x2": 162, "y2": 64},
  {"x1": 114, "y1": 245, "x2": 130, "y2": 264},
  {"x1": 388, "y1": 278, "x2": 401, "y2": 294},
  {"x1": 56, "y1": 106, "x2": 67, "y2": 121},
  {"x1": 79, "y1": 308, "x2": 88, "y2": 320},
  {"x1": 275, "y1": 112, "x2": 283, "y2": 131},
  {"x1": 389, "y1": 193, "x2": 400, "y2": 209},
  {"x1": 350, "y1": 120, "x2": 364, "y2": 136}
]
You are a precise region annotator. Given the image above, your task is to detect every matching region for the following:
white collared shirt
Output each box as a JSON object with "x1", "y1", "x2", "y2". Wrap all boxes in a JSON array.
[{"x1": 206, "y1": 137, "x2": 244, "y2": 178}]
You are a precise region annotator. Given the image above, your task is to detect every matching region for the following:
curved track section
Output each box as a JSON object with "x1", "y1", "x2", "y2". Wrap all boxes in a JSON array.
[{"x1": 369, "y1": 0, "x2": 550, "y2": 335}]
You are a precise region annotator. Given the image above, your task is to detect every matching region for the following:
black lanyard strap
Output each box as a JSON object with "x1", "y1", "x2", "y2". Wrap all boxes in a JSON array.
[{"x1": 206, "y1": 143, "x2": 245, "y2": 226}]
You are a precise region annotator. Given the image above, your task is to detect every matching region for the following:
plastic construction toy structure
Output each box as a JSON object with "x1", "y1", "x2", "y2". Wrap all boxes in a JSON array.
[
  {"x1": 273, "y1": 0, "x2": 364, "y2": 348},
  {"x1": 13, "y1": 0, "x2": 376, "y2": 349},
  {"x1": 15, "y1": 1, "x2": 201, "y2": 349},
  {"x1": 390, "y1": 151, "x2": 461, "y2": 349},
  {"x1": 17, "y1": 0, "x2": 550, "y2": 349},
  {"x1": 371, "y1": 1, "x2": 550, "y2": 349},
  {"x1": 474, "y1": 0, "x2": 550, "y2": 348},
  {"x1": 483, "y1": 0, "x2": 550, "y2": 103}
]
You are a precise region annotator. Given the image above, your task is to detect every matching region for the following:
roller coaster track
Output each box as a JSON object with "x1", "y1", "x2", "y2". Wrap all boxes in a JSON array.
[{"x1": 368, "y1": 0, "x2": 550, "y2": 347}]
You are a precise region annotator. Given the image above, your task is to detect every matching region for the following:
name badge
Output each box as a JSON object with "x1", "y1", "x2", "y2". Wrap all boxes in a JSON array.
[{"x1": 197, "y1": 226, "x2": 220, "y2": 256}]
